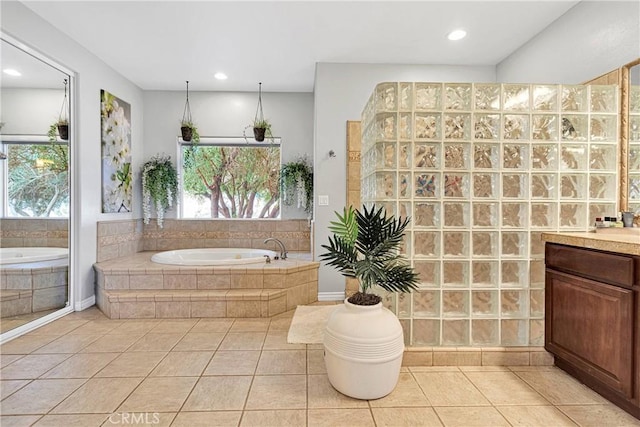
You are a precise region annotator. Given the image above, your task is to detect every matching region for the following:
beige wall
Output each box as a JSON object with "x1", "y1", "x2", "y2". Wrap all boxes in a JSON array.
[
  {"x1": 0, "y1": 218, "x2": 68, "y2": 248},
  {"x1": 97, "y1": 219, "x2": 312, "y2": 262}
]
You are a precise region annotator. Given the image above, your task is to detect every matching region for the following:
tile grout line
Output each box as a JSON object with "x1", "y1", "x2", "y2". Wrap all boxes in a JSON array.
[
  {"x1": 41, "y1": 320, "x2": 141, "y2": 418},
  {"x1": 110, "y1": 319, "x2": 203, "y2": 421},
  {"x1": 34, "y1": 318, "x2": 195, "y2": 419},
  {"x1": 459, "y1": 367, "x2": 550, "y2": 425},
  {"x1": 6, "y1": 311, "x2": 622, "y2": 426}
]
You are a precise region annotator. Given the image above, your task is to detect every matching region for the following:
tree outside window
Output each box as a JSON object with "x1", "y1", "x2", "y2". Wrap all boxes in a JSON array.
[
  {"x1": 6, "y1": 142, "x2": 69, "y2": 217},
  {"x1": 181, "y1": 143, "x2": 280, "y2": 218}
]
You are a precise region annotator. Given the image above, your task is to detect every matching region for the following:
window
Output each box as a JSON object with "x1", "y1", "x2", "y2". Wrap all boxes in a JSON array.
[
  {"x1": 1, "y1": 137, "x2": 69, "y2": 217},
  {"x1": 179, "y1": 137, "x2": 281, "y2": 218}
]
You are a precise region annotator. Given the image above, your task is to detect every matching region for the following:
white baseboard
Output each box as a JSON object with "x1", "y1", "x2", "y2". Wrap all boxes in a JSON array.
[
  {"x1": 76, "y1": 295, "x2": 96, "y2": 311},
  {"x1": 318, "y1": 291, "x2": 345, "y2": 301}
]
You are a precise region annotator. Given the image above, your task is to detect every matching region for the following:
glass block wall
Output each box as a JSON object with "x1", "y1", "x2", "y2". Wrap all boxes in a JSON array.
[
  {"x1": 361, "y1": 83, "x2": 619, "y2": 347},
  {"x1": 629, "y1": 83, "x2": 640, "y2": 212}
]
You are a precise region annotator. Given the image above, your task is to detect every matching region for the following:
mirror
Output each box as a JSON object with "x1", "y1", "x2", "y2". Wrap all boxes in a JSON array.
[
  {"x1": 626, "y1": 59, "x2": 640, "y2": 213},
  {"x1": 0, "y1": 38, "x2": 71, "y2": 334}
]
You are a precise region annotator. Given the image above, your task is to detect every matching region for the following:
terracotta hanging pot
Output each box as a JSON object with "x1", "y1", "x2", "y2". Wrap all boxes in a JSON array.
[
  {"x1": 253, "y1": 127, "x2": 266, "y2": 142},
  {"x1": 181, "y1": 126, "x2": 193, "y2": 142},
  {"x1": 57, "y1": 124, "x2": 69, "y2": 141}
]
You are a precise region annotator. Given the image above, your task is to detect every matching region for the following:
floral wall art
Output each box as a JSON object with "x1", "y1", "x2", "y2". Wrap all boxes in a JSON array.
[{"x1": 101, "y1": 89, "x2": 132, "y2": 213}]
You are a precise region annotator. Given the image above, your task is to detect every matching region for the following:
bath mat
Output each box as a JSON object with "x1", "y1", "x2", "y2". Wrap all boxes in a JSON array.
[{"x1": 287, "y1": 305, "x2": 338, "y2": 344}]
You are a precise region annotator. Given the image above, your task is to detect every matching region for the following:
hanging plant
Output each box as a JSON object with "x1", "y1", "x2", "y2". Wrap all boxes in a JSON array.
[
  {"x1": 141, "y1": 154, "x2": 178, "y2": 228},
  {"x1": 180, "y1": 80, "x2": 200, "y2": 144},
  {"x1": 244, "y1": 82, "x2": 274, "y2": 142},
  {"x1": 280, "y1": 157, "x2": 313, "y2": 215},
  {"x1": 180, "y1": 120, "x2": 200, "y2": 144},
  {"x1": 253, "y1": 118, "x2": 273, "y2": 142},
  {"x1": 48, "y1": 78, "x2": 69, "y2": 142},
  {"x1": 48, "y1": 118, "x2": 69, "y2": 143}
]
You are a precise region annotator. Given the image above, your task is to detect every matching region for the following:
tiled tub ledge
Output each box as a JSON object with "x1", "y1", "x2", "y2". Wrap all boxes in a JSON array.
[
  {"x1": 94, "y1": 252, "x2": 319, "y2": 319},
  {"x1": 1, "y1": 259, "x2": 68, "y2": 318}
]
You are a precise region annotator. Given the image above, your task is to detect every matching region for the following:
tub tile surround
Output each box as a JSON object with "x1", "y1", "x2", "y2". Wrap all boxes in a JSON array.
[
  {"x1": 0, "y1": 218, "x2": 70, "y2": 321},
  {"x1": 143, "y1": 219, "x2": 312, "y2": 253},
  {"x1": 96, "y1": 219, "x2": 144, "y2": 262},
  {"x1": 1, "y1": 261, "x2": 69, "y2": 319},
  {"x1": 97, "y1": 219, "x2": 312, "y2": 262},
  {"x1": 0, "y1": 218, "x2": 68, "y2": 248},
  {"x1": 94, "y1": 252, "x2": 319, "y2": 319},
  {"x1": 94, "y1": 219, "x2": 316, "y2": 319}
]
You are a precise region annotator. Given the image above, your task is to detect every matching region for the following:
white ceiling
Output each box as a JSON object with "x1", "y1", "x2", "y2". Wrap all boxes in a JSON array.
[
  {"x1": 21, "y1": 0, "x2": 580, "y2": 92},
  {"x1": 2, "y1": 38, "x2": 70, "y2": 89}
]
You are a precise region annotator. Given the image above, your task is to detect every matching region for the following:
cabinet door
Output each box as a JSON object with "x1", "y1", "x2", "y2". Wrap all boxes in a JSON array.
[{"x1": 546, "y1": 269, "x2": 635, "y2": 398}]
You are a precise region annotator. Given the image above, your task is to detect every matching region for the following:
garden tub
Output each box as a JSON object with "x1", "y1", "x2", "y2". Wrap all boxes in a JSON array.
[
  {"x1": 151, "y1": 248, "x2": 278, "y2": 266},
  {"x1": 1, "y1": 247, "x2": 69, "y2": 317},
  {"x1": 0, "y1": 247, "x2": 68, "y2": 266}
]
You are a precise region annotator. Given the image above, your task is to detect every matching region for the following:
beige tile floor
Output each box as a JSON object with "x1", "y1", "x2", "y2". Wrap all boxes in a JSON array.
[
  {"x1": 1, "y1": 307, "x2": 639, "y2": 427},
  {"x1": 0, "y1": 309, "x2": 60, "y2": 334}
]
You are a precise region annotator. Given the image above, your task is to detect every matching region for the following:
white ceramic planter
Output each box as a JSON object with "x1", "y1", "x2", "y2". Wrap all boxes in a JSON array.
[{"x1": 323, "y1": 298, "x2": 404, "y2": 400}]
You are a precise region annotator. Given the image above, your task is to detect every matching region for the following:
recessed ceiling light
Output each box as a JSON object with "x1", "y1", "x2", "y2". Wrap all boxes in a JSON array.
[
  {"x1": 447, "y1": 29, "x2": 467, "y2": 41},
  {"x1": 3, "y1": 68, "x2": 21, "y2": 76},
  {"x1": 214, "y1": 72, "x2": 228, "y2": 80}
]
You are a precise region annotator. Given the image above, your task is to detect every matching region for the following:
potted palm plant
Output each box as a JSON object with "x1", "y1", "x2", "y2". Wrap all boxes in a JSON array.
[{"x1": 320, "y1": 204, "x2": 418, "y2": 399}]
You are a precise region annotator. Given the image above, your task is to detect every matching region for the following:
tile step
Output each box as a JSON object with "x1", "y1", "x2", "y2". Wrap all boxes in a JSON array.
[
  {"x1": 103, "y1": 288, "x2": 287, "y2": 303},
  {"x1": 97, "y1": 287, "x2": 316, "y2": 319}
]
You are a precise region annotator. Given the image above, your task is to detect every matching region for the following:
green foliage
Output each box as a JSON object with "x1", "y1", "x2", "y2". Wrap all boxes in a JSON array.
[
  {"x1": 180, "y1": 120, "x2": 200, "y2": 144},
  {"x1": 328, "y1": 206, "x2": 357, "y2": 245},
  {"x1": 320, "y1": 205, "x2": 418, "y2": 295},
  {"x1": 7, "y1": 144, "x2": 69, "y2": 217},
  {"x1": 253, "y1": 118, "x2": 271, "y2": 130},
  {"x1": 181, "y1": 145, "x2": 281, "y2": 218},
  {"x1": 252, "y1": 118, "x2": 274, "y2": 141},
  {"x1": 141, "y1": 154, "x2": 178, "y2": 227},
  {"x1": 47, "y1": 118, "x2": 69, "y2": 143},
  {"x1": 280, "y1": 158, "x2": 313, "y2": 215}
]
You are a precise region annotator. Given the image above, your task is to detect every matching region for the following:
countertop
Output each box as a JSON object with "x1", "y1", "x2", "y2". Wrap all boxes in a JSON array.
[{"x1": 541, "y1": 230, "x2": 640, "y2": 256}]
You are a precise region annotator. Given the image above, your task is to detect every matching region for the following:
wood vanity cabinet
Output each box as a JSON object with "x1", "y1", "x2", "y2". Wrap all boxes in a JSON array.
[{"x1": 545, "y1": 243, "x2": 640, "y2": 419}]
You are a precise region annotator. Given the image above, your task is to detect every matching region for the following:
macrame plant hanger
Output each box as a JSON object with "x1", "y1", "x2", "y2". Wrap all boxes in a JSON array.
[
  {"x1": 254, "y1": 82, "x2": 264, "y2": 125},
  {"x1": 59, "y1": 79, "x2": 69, "y2": 123},
  {"x1": 55, "y1": 78, "x2": 70, "y2": 140},
  {"x1": 180, "y1": 81, "x2": 195, "y2": 142},
  {"x1": 182, "y1": 80, "x2": 192, "y2": 125},
  {"x1": 247, "y1": 82, "x2": 270, "y2": 142}
]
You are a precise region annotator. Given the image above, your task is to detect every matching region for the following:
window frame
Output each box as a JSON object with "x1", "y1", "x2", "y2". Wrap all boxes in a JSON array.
[
  {"x1": 177, "y1": 136, "x2": 282, "y2": 219},
  {"x1": 1, "y1": 134, "x2": 69, "y2": 218}
]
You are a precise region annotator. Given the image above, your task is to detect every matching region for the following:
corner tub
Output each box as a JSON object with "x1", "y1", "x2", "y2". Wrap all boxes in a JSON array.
[
  {"x1": 151, "y1": 248, "x2": 278, "y2": 266},
  {"x1": 0, "y1": 248, "x2": 69, "y2": 318},
  {"x1": 0, "y1": 247, "x2": 68, "y2": 265},
  {"x1": 94, "y1": 251, "x2": 320, "y2": 319}
]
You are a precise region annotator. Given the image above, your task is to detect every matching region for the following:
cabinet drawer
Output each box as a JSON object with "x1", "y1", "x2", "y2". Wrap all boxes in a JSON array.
[{"x1": 545, "y1": 243, "x2": 634, "y2": 288}]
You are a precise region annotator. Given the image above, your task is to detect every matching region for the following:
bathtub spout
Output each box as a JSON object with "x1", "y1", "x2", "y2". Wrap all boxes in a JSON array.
[{"x1": 264, "y1": 238, "x2": 287, "y2": 260}]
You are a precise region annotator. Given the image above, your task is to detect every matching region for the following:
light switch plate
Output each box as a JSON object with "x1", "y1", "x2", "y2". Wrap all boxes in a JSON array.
[{"x1": 318, "y1": 195, "x2": 329, "y2": 206}]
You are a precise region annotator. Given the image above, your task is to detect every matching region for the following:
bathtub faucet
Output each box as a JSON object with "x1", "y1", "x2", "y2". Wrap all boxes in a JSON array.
[{"x1": 264, "y1": 238, "x2": 288, "y2": 260}]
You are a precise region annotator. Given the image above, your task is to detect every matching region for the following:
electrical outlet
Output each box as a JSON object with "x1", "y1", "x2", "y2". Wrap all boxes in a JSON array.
[{"x1": 318, "y1": 195, "x2": 329, "y2": 206}]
